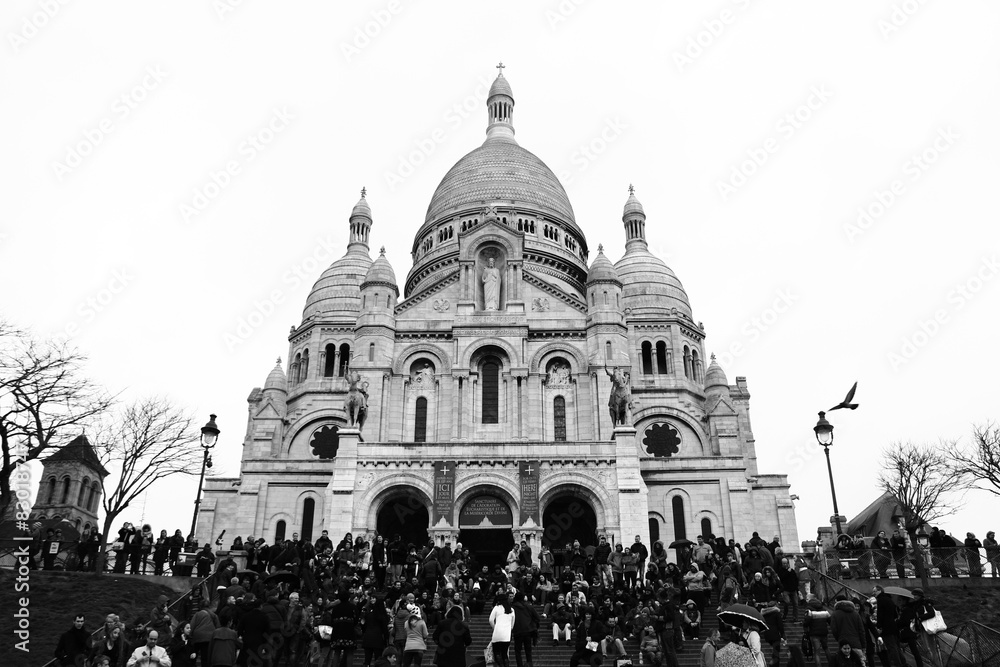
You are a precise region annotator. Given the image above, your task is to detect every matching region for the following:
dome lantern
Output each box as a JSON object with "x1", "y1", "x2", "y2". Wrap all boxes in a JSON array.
[
  {"x1": 486, "y1": 62, "x2": 515, "y2": 141},
  {"x1": 623, "y1": 184, "x2": 647, "y2": 249},
  {"x1": 349, "y1": 186, "x2": 372, "y2": 248}
]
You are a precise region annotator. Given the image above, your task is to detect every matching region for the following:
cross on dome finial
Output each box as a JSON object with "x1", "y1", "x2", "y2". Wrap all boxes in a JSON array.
[
  {"x1": 496, "y1": 61, "x2": 505, "y2": 76},
  {"x1": 276, "y1": 357, "x2": 282, "y2": 364},
  {"x1": 628, "y1": 184, "x2": 635, "y2": 196},
  {"x1": 379, "y1": 246, "x2": 386, "y2": 255},
  {"x1": 360, "y1": 186, "x2": 367, "y2": 198},
  {"x1": 710, "y1": 353, "x2": 716, "y2": 362},
  {"x1": 598, "y1": 244, "x2": 604, "y2": 253}
]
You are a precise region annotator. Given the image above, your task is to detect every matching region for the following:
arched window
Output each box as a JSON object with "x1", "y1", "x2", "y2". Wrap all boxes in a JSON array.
[
  {"x1": 46, "y1": 477, "x2": 57, "y2": 504},
  {"x1": 301, "y1": 498, "x2": 315, "y2": 543},
  {"x1": 683, "y1": 346, "x2": 691, "y2": 379},
  {"x1": 362, "y1": 294, "x2": 367, "y2": 309},
  {"x1": 386, "y1": 295, "x2": 391, "y2": 309},
  {"x1": 60, "y1": 477, "x2": 71, "y2": 504},
  {"x1": 368, "y1": 343, "x2": 375, "y2": 362},
  {"x1": 648, "y1": 516, "x2": 660, "y2": 544},
  {"x1": 300, "y1": 349, "x2": 309, "y2": 382},
  {"x1": 553, "y1": 396, "x2": 567, "y2": 441},
  {"x1": 701, "y1": 517, "x2": 713, "y2": 540},
  {"x1": 656, "y1": 341, "x2": 669, "y2": 374},
  {"x1": 672, "y1": 496, "x2": 686, "y2": 541},
  {"x1": 641, "y1": 342, "x2": 653, "y2": 375},
  {"x1": 77, "y1": 477, "x2": 89, "y2": 506},
  {"x1": 605, "y1": 342, "x2": 612, "y2": 362},
  {"x1": 324, "y1": 344, "x2": 336, "y2": 377},
  {"x1": 338, "y1": 344, "x2": 351, "y2": 377},
  {"x1": 414, "y1": 397, "x2": 428, "y2": 443},
  {"x1": 89, "y1": 483, "x2": 100, "y2": 512},
  {"x1": 691, "y1": 349, "x2": 701, "y2": 382},
  {"x1": 481, "y1": 358, "x2": 500, "y2": 424},
  {"x1": 293, "y1": 353, "x2": 301, "y2": 384},
  {"x1": 275, "y1": 520, "x2": 286, "y2": 543},
  {"x1": 603, "y1": 290, "x2": 608, "y2": 305}
]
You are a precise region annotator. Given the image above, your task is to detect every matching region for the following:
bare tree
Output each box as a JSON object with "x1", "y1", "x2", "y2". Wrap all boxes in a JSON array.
[
  {"x1": 0, "y1": 321, "x2": 114, "y2": 519},
  {"x1": 948, "y1": 421, "x2": 1000, "y2": 497},
  {"x1": 879, "y1": 441, "x2": 968, "y2": 588},
  {"x1": 93, "y1": 397, "x2": 202, "y2": 574}
]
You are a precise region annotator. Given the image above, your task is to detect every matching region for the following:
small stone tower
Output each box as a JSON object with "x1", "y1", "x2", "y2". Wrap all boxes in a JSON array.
[{"x1": 30, "y1": 435, "x2": 108, "y2": 532}]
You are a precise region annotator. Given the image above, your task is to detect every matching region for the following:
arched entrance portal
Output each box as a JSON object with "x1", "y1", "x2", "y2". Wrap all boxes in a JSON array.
[
  {"x1": 542, "y1": 494, "x2": 598, "y2": 549},
  {"x1": 458, "y1": 494, "x2": 514, "y2": 568},
  {"x1": 377, "y1": 495, "x2": 429, "y2": 548}
]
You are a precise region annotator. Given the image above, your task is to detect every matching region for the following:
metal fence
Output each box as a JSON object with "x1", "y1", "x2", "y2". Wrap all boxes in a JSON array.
[
  {"x1": 935, "y1": 621, "x2": 1000, "y2": 667},
  {"x1": 822, "y1": 547, "x2": 999, "y2": 580}
]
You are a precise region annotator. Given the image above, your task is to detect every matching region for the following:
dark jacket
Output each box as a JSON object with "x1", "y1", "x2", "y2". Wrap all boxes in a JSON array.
[
  {"x1": 512, "y1": 600, "x2": 541, "y2": 637},
  {"x1": 574, "y1": 618, "x2": 608, "y2": 651},
  {"x1": 595, "y1": 543, "x2": 612, "y2": 565},
  {"x1": 831, "y1": 650, "x2": 865, "y2": 667},
  {"x1": 208, "y1": 626, "x2": 242, "y2": 667},
  {"x1": 434, "y1": 607, "x2": 473, "y2": 667},
  {"x1": 761, "y1": 606, "x2": 785, "y2": 643},
  {"x1": 55, "y1": 625, "x2": 92, "y2": 666},
  {"x1": 830, "y1": 601, "x2": 866, "y2": 650},
  {"x1": 168, "y1": 632, "x2": 198, "y2": 667},
  {"x1": 874, "y1": 592, "x2": 899, "y2": 636},
  {"x1": 362, "y1": 602, "x2": 391, "y2": 650}
]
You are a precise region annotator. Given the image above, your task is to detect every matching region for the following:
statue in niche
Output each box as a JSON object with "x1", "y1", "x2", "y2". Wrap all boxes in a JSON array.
[
  {"x1": 482, "y1": 257, "x2": 501, "y2": 311},
  {"x1": 546, "y1": 361, "x2": 571, "y2": 386},
  {"x1": 413, "y1": 362, "x2": 434, "y2": 386},
  {"x1": 345, "y1": 369, "x2": 369, "y2": 430}
]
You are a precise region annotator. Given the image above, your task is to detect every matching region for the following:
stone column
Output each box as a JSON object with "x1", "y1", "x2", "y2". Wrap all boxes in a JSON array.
[
  {"x1": 612, "y1": 426, "x2": 649, "y2": 544},
  {"x1": 325, "y1": 427, "x2": 360, "y2": 539}
]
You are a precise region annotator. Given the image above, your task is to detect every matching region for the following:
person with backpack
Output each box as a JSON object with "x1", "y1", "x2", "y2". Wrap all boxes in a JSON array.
[{"x1": 803, "y1": 597, "x2": 831, "y2": 667}]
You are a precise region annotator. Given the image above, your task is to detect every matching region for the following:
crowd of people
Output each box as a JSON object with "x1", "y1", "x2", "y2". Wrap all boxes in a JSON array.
[
  {"x1": 49, "y1": 527, "x2": 966, "y2": 667},
  {"x1": 831, "y1": 527, "x2": 998, "y2": 579}
]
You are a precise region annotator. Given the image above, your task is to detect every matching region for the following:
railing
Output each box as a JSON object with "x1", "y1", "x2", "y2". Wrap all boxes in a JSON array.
[
  {"x1": 0, "y1": 538, "x2": 190, "y2": 575},
  {"x1": 934, "y1": 621, "x2": 1000, "y2": 667},
  {"x1": 821, "y1": 546, "x2": 999, "y2": 580}
]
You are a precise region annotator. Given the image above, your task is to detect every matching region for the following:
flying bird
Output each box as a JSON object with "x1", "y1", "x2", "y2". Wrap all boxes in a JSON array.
[{"x1": 829, "y1": 382, "x2": 859, "y2": 411}]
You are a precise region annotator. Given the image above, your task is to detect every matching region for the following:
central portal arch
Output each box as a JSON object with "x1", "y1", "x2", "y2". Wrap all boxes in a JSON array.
[
  {"x1": 375, "y1": 487, "x2": 430, "y2": 548},
  {"x1": 541, "y1": 493, "x2": 599, "y2": 550},
  {"x1": 457, "y1": 493, "x2": 514, "y2": 568}
]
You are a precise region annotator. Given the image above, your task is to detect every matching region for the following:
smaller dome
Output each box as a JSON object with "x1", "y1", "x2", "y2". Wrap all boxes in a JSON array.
[
  {"x1": 264, "y1": 358, "x2": 287, "y2": 393},
  {"x1": 704, "y1": 354, "x2": 729, "y2": 391},
  {"x1": 362, "y1": 247, "x2": 398, "y2": 291},
  {"x1": 586, "y1": 244, "x2": 621, "y2": 285},
  {"x1": 488, "y1": 74, "x2": 513, "y2": 100},
  {"x1": 623, "y1": 189, "x2": 645, "y2": 218}
]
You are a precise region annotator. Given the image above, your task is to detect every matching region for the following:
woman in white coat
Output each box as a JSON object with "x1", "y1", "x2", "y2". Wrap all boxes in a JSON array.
[{"x1": 489, "y1": 594, "x2": 516, "y2": 667}]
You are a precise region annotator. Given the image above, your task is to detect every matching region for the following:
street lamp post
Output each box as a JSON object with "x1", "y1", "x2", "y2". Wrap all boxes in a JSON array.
[
  {"x1": 814, "y1": 411, "x2": 843, "y2": 536},
  {"x1": 189, "y1": 414, "x2": 220, "y2": 542}
]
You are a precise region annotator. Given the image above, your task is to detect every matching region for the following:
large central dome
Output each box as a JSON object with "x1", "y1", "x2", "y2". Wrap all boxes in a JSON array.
[
  {"x1": 419, "y1": 71, "x2": 581, "y2": 239},
  {"x1": 424, "y1": 138, "x2": 578, "y2": 231}
]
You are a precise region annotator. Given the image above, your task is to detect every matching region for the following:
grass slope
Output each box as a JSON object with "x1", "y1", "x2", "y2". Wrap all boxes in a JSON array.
[{"x1": 0, "y1": 569, "x2": 176, "y2": 665}]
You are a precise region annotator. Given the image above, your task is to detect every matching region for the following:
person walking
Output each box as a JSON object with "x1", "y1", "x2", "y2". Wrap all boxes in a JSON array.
[
  {"x1": 168, "y1": 622, "x2": 198, "y2": 667},
  {"x1": 208, "y1": 614, "x2": 242, "y2": 667},
  {"x1": 403, "y1": 606, "x2": 430, "y2": 667},
  {"x1": 701, "y1": 630, "x2": 721, "y2": 667},
  {"x1": 830, "y1": 597, "x2": 866, "y2": 667},
  {"x1": 189, "y1": 599, "x2": 219, "y2": 667},
  {"x1": 489, "y1": 594, "x2": 516, "y2": 667},
  {"x1": 434, "y1": 605, "x2": 473, "y2": 667},
  {"x1": 125, "y1": 630, "x2": 170, "y2": 666},
  {"x1": 803, "y1": 597, "x2": 832, "y2": 667},
  {"x1": 511, "y1": 591, "x2": 540, "y2": 667}
]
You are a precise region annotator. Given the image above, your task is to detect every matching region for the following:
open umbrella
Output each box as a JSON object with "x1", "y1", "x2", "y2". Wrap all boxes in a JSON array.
[
  {"x1": 714, "y1": 643, "x2": 758, "y2": 667},
  {"x1": 264, "y1": 571, "x2": 298, "y2": 587},
  {"x1": 717, "y1": 603, "x2": 768, "y2": 630},
  {"x1": 669, "y1": 539, "x2": 694, "y2": 549},
  {"x1": 880, "y1": 586, "x2": 914, "y2": 598}
]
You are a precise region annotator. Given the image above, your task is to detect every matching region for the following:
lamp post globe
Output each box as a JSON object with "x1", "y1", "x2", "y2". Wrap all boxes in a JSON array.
[
  {"x1": 814, "y1": 411, "x2": 842, "y2": 536},
  {"x1": 190, "y1": 414, "x2": 220, "y2": 542}
]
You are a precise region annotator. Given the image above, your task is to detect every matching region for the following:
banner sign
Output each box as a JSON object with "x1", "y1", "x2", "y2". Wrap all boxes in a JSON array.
[
  {"x1": 519, "y1": 460, "x2": 540, "y2": 525},
  {"x1": 432, "y1": 461, "x2": 456, "y2": 525},
  {"x1": 459, "y1": 495, "x2": 513, "y2": 528}
]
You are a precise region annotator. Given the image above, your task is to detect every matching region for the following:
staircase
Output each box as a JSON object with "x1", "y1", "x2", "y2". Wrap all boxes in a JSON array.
[{"x1": 363, "y1": 603, "x2": 808, "y2": 667}]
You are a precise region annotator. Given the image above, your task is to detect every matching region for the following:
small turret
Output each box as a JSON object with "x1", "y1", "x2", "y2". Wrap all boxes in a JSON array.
[
  {"x1": 486, "y1": 62, "x2": 515, "y2": 141},
  {"x1": 704, "y1": 354, "x2": 729, "y2": 396},
  {"x1": 623, "y1": 184, "x2": 647, "y2": 250}
]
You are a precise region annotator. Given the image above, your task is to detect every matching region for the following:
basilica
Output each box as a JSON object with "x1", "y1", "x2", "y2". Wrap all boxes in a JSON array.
[{"x1": 198, "y1": 69, "x2": 799, "y2": 563}]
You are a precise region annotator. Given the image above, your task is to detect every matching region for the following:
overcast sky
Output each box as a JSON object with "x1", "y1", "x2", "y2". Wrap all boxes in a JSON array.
[{"x1": 3, "y1": 1, "x2": 998, "y2": 545}]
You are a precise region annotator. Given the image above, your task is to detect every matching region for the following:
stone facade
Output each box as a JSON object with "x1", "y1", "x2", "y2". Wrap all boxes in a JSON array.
[
  {"x1": 199, "y1": 70, "x2": 799, "y2": 557},
  {"x1": 18, "y1": 435, "x2": 107, "y2": 533}
]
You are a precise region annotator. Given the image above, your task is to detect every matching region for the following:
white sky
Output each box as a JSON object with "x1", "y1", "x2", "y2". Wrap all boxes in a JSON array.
[{"x1": 3, "y1": 1, "x2": 998, "y2": 544}]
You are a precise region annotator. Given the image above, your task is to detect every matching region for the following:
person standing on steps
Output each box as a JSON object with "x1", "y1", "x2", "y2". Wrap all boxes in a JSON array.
[
  {"x1": 511, "y1": 591, "x2": 540, "y2": 667},
  {"x1": 489, "y1": 594, "x2": 516, "y2": 667}
]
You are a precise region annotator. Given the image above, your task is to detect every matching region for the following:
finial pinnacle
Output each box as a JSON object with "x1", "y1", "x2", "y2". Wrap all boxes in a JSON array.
[
  {"x1": 360, "y1": 186, "x2": 367, "y2": 199},
  {"x1": 598, "y1": 243, "x2": 604, "y2": 254},
  {"x1": 710, "y1": 353, "x2": 716, "y2": 362},
  {"x1": 628, "y1": 184, "x2": 635, "y2": 196},
  {"x1": 276, "y1": 357, "x2": 282, "y2": 365},
  {"x1": 496, "y1": 61, "x2": 505, "y2": 76},
  {"x1": 379, "y1": 246, "x2": 386, "y2": 255}
]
